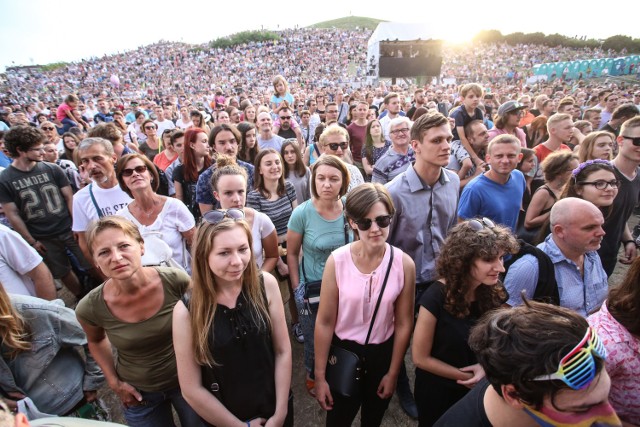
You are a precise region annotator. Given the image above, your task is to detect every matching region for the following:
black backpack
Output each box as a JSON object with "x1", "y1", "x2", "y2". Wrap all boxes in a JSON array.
[
  {"x1": 503, "y1": 239, "x2": 560, "y2": 305},
  {"x1": 154, "y1": 164, "x2": 169, "y2": 196}
]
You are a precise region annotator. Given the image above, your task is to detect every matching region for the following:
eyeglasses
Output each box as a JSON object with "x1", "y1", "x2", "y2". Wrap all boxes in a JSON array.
[
  {"x1": 144, "y1": 126, "x2": 156, "y2": 130},
  {"x1": 354, "y1": 215, "x2": 393, "y2": 231},
  {"x1": 41, "y1": 127, "x2": 55, "y2": 131},
  {"x1": 202, "y1": 208, "x2": 245, "y2": 224},
  {"x1": 390, "y1": 127, "x2": 410, "y2": 135},
  {"x1": 532, "y1": 327, "x2": 606, "y2": 390},
  {"x1": 298, "y1": 105, "x2": 304, "y2": 108},
  {"x1": 579, "y1": 179, "x2": 621, "y2": 190},
  {"x1": 279, "y1": 116, "x2": 291, "y2": 120},
  {"x1": 327, "y1": 142, "x2": 348, "y2": 151},
  {"x1": 468, "y1": 217, "x2": 496, "y2": 232},
  {"x1": 121, "y1": 165, "x2": 148, "y2": 177},
  {"x1": 621, "y1": 135, "x2": 640, "y2": 147}
]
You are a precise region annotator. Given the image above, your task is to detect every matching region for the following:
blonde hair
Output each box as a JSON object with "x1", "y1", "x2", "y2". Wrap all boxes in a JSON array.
[
  {"x1": 189, "y1": 220, "x2": 270, "y2": 366},
  {"x1": 86, "y1": 215, "x2": 144, "y2": 258},
  {"x1": 0, "y1": 284, "x2": 31, "y2": 357}
]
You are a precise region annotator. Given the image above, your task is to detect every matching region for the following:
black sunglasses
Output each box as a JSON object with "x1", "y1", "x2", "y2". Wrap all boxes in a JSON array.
[
  {"x1": 202, "y1": 208, "x2": 245, "y2": 225},
  {"x1": 327, "y1": 142, "x2": 348, "y2": 151},
  {"x1": 622, "y1": 135, "x2": 640, "y2": 147},
  {"x1": 121, "y1": 165, "x2": 147, "y2": 177},
  {"x1": 279, "y1": 116, "x2": 291, "y2": 120},
  {"x1": 144, "y1": 126, "x2": 156, "y2": 130},
  {"x1": 41, "y1": 126, "x2": 55, "y2": 131},
  {"x1": 354, "y1": 215, "x2": 393, "y2": 231},
  {"x1": 468, "y1": 217, "x2": 496, "y2": 231}
]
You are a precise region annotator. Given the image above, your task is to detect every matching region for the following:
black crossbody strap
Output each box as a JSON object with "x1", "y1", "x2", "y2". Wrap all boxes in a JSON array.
[
  {"x1": 89, "y1": 183, "x2": 104, "y2": 218},
  {"x1": 365, "y1": 246, "x2": 394, "y2": 345}
]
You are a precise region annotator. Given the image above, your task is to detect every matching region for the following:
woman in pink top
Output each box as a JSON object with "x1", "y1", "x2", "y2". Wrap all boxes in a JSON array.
[
  {"x1": 588, "y1": 256, "x2": 640, "y2": 425},
  {"x1": 314, "y1": 183, "x2": 415, "y2": 427}
]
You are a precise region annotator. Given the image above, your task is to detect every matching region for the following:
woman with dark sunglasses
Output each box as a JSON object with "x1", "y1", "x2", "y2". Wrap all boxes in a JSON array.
[
  {"x1": 314, "y1": 183, "x2": 415, "y2": 426},
  {"x1": 139, "y1": 119, "x2": 162, "y2": 162},
  {"x1": 412, "y1": 219, "x2": 519, "y2": 426},
  {"x1": 115, "y1": 153, "x2": 195, "y2": 273},
  {"x1": 172, "y1": 213, "x2": 293, "y2": 427}
]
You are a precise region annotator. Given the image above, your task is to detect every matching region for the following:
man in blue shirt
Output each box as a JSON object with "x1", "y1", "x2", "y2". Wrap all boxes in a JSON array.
[
  {"x1": 458, "y1": 134, "x2": 525, "y2": 231},
  {"x1": 504, "y1": 197, "x2": 608, "y2": 317}
]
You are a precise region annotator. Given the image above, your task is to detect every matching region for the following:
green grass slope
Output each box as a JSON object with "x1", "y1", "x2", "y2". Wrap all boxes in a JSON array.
[{"x1": 308, "y1": 16, "x2": 384, "y2": 31}]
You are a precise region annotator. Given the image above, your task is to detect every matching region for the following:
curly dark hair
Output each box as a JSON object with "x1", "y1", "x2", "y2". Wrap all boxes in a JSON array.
[
  {"x1": 4, "y1": 125, "x2": 45, "y2": 158},
  {"x1": 436, "y1": 220, "x2": 519, "y2": 319}
]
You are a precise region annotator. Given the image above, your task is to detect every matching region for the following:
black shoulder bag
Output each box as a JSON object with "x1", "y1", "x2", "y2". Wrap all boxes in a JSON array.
[
  {"x1": 325, "y1": 246, "x2": 394, "y2": 397},
  {"x1": 302, "y1": 213, "x2": 349, "y2": 315}
]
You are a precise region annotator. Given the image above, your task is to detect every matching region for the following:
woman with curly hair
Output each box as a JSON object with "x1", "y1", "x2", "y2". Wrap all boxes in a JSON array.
[{"x1": 411, "y1": 218, "x2": 519, "y2": 426}]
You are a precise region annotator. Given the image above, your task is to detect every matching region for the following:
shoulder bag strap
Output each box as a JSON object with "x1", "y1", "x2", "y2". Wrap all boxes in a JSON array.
[
  {"x1": 365, "y1": 246, "x2": 394, "y2": 345},
  {"x1": 89, "y1": 183, "x2": 104, "y2": 218}
]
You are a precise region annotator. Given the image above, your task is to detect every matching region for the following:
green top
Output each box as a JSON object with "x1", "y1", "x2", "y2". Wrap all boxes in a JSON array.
[{"x1": 75, "y1": 267, "x2": 189, "y2": 392}]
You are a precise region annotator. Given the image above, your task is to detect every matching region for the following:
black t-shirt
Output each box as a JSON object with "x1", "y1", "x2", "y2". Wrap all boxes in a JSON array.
[
  {"x1": 434, "y1": 379, "x2": 492, "y2": 426},
  {"x1": 416, "y1": 282, "x2": 479, "y2": 386},
  {"x1": 0, "y1": 162, "x2": 72, "y2": 237},
  {"x1": 172, "y1": 164, "x2": 203, "y2": 222}
]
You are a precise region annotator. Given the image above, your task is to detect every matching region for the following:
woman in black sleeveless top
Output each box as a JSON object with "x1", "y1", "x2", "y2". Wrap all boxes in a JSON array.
[{"x1": 173, "y1": 215, "x2": 293, "y2": 426}]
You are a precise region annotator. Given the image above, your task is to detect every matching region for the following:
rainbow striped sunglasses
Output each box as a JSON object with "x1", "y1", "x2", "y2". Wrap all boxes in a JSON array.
[{"x1": 532, "y1": 327, "x2": 606, "y2": 390}]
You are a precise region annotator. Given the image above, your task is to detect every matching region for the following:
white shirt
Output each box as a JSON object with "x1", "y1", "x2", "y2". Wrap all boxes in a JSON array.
[
  {"x1": 0, "y1": 224, "x2": 42, "y2": 296},
  {"x1": 154, "y1": 119, "x2": 175, "y2": 136},
  {"x1": 72, "y1": 182, "x2": 132, "y2": 232},
  {"x1": 175, "y1": 119, "x2": 193, "y2": 130}
]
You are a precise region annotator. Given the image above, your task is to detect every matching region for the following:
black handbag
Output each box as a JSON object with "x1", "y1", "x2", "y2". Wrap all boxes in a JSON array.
[
  {"x1": 325, "y1": 246, "x2": 395, "y2": 397},
  {"x1": 302, "y1": 214, "x2": 350, "y2": 314}
]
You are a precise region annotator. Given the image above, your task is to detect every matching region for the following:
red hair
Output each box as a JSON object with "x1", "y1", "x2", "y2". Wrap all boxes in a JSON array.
[{"x1": 183, "y1": 129, "x2": 211, "y2": 182}]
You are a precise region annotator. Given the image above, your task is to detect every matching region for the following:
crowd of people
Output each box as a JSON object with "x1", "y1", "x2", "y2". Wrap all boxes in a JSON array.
[{"x1": 0, "y1": 25, "x2": 639, "y2": 427}]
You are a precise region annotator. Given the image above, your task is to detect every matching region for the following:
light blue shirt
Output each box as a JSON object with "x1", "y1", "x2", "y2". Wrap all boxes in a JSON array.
[{"x1": 504, "y1": 234, "x2": 608, "y2": 316}]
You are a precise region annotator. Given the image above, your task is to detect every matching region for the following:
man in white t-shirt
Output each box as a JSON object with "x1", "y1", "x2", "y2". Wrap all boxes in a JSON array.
[
  {"x1": 72, "y1": 138, "x2": 132, "y2": 264},
  {"x1": 0, "y1": 223, "x2": 56, "y2": 300},
  {"x1": 153, "y1": 106, "x2": 175, "y2": 136}
]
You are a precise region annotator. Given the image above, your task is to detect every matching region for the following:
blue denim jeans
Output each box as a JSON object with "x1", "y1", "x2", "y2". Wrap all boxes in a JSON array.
[
  {"x1": 294, "y1": 283, "x2": 317, "y2": 376},
  {"x1": 123, "y1": 386, "x2": 203, "y2": 427}
]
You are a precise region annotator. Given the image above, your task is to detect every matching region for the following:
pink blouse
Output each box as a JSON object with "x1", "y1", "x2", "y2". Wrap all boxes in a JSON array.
[
  {"x1": 588, "y1": 301, "x2": 640, "y2": 424},
  {"x1": 333, "y1": 243, "x2": 405, "y2": 345}
]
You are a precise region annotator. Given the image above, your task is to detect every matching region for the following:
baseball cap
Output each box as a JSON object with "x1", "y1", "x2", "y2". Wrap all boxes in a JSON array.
[{"x1": 498, "y1": 101, "x2": 525, "y2": 116}]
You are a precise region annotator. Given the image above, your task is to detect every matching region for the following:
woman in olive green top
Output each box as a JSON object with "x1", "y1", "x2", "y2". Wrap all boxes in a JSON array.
[{"x1": 75, "y1": 216, "x2": 202, "y2": 427}]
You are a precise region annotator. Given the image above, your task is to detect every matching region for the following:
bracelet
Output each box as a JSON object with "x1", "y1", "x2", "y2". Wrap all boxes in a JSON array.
[{"x1": 622, "y1": 240, "x2": 636, "y2": 246}]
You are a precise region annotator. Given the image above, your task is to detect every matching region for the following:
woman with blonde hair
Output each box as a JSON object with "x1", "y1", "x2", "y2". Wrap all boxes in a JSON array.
[
  {"x1": 0, "y1": 285, "x2": 105, "y2": 418},
  {"x1": 76, "y1": 215, "x2": 200, "y2": 426},
  {"x1": 578, "y1": 130, "x2": 615, "y2": 162},
  {"x1": 173, "y1": 215, "x2": 292, "y2": 426}
]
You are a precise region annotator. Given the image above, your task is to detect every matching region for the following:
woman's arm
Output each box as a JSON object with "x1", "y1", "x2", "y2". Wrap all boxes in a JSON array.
[
  {"x1": 377, "y1": 253, "x2": 416, "y2": 399},
  {"x1": 180, "y1": 227, "x2": 196, "y2": 247},
  {"x1": 524, "y1": 188, "x2": 552, "y2": 229},
  {"x1": 76, "y1": 318, "x2": 142, "y2": 407},
  {"x1": 285, "y1": 230, "x2": 302, "y2": 290},
  {"x1": 173, "y1": 302, "x2": 260, "y2": 427},
  {"x1": 261, "y1": 229, "x2": 279, "y2": 274},
  {"x1": 313, "y1": 255, "x2": 340, "y2": 411},
  {"x1": 303, "y1": 147, "x2": 311, "y2": 167},
  {"x1": 174, "y1": 180, "x2": 184, "y2": 202},
  {"x1": 411, "y1": 306, "x2": 473, "y2": 382},
  {"x1": 263, "y1": 273, "x2": 292, "y2": 427},
  {"x1": 362, "y1": 156, "x2": 374, "y2": 176}
]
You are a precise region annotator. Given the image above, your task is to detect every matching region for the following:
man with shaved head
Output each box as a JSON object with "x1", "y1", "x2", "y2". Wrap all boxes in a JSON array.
[{"x1": 504, "y1": 197, "x2": 608, "y2": 316}]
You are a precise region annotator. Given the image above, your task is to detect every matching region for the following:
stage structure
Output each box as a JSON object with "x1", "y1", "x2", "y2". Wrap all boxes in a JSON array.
[{"x1": 367, "y1": 23, "x2": 444, "y2": 79}]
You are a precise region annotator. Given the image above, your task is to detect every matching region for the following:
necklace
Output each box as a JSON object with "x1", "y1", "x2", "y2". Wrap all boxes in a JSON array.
[{"x1": 136, "y1": 199, "x2": 159, "y2": 218}]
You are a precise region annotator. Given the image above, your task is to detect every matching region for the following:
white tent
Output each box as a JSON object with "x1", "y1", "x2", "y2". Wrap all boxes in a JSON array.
[{"x1": 367, "y1": 22, "x2": 442, "y2": 78}]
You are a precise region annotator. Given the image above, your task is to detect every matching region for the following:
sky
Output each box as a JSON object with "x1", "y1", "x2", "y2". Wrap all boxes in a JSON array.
[{"x1": 2, "y1": 0, "x2": 637, "y2": 72}]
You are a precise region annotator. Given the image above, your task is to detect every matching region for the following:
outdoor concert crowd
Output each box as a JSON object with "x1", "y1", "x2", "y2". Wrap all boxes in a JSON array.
[{"x1": 0, "y1": 25, "x2": 639, "y2": 427}]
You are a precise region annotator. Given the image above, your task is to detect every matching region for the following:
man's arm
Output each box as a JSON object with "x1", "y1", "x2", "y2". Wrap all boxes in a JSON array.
[
  {"x1": 1, "y1": 202, "x2": 37, "y2": 245},
  {"x1": 24, "y1": 262, "x2": 56, "y2": 300},
  {"x1": 60, "y1": 185, "x2": 74, "y2": 219}
]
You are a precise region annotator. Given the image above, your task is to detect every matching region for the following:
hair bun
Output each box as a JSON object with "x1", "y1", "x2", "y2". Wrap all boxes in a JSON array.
[{"x1": 215, "y1": 154, "x2": 235, "y2": 168}]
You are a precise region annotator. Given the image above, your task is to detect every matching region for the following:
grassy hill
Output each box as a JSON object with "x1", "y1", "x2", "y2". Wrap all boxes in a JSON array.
[{"x1": 308, "y1": 16, "x2": 384, "y2": 31}]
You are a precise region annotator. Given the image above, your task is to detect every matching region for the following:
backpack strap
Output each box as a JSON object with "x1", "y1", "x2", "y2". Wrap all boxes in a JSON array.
[
  {"x1": 504, "y1": 239, "x2": 559, "y2": 305},
  {"x1": 89, "y1": 184, "x2": 104, "y2": 218}
]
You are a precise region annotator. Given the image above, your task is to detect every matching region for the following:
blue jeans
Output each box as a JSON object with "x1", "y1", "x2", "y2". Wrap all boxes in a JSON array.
[
  {"x1": 123, "y1": 386, "x2": 203, "y2": 427},
  {"x1": 294, "y1": 283, "x2": 317, "y2": 376},
  {"x1": 59, "y1": 118, "x2": 77, "y2": 135}
]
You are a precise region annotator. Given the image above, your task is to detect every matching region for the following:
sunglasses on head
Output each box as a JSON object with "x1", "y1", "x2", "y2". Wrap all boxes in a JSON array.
[
  {"x1": 354, "y1": 214, "x2": 393, "y2": 231},
  {"x1": 532, "y1": 327, "x2": 606, "y2": 390},
  {"x1": 202, "y1": 208, "x2": 245, "y2": 225},
  {"x1": 121, "y1": 165, "x2": 147, "y2": 177},
  {"x1": 468, "y1": 217, "x2": 496, "y2": 231},
  {"x1": 327, "y1": 142, "x2": 348, "y2": 151},
  {"x1": 622, "y1": 135, "x2": 640, "y2": 146}
]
